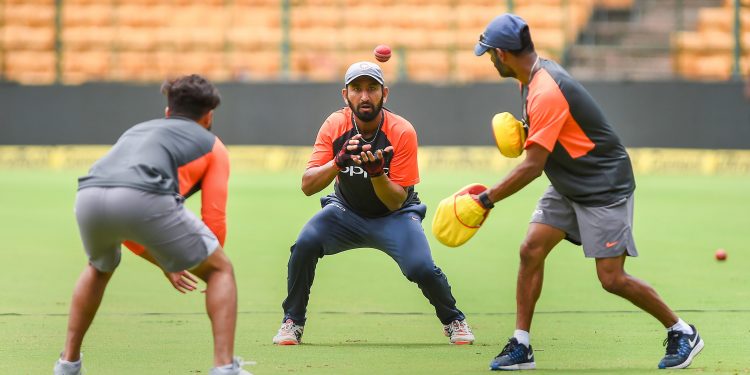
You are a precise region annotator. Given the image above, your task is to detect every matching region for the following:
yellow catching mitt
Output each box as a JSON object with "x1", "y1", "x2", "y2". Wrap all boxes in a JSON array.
[
  {"x1": 492, "y1": 112, "x2": 527, "y2": 158},
  {"x1": 432, "y1": 183, "x2": 491, "y2": 248}
]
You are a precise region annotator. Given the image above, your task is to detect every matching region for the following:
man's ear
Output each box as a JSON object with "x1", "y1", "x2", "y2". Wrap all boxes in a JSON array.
[
  {"x1": 495, "y1": 48, "x2": 508, "y2": 63},
  {"x1": 341, "y1": 88, "x2": 349, "y2": 105},
  {"x1": 382, "y1": 86, "x2": 389, "y2": 104},
  {"x1": 197, "y1": 110, "x2": 214, "y2": 129}
]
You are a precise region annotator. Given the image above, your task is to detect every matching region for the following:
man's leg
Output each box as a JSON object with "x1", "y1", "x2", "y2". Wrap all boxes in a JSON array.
[
  {"x1": 277, "y1": 201, "x2": 363, "y2": 343},
  {"x1": 62, "y1": 264, "x2": 114, "y2": 362},
  {"x1": 189, "y1": 247, "x2": 237, "y2": 368},
  {"x1": 595, "y1": 254, "x2": 704, "y2": 369},
  {"x1": 282, "y1": 204, "x2": 363, "y2": 324},
  {"x1": 515, "y1": 223, "x2": 565, "y2": 332},
  {"x1": 595, "y1": 254, "x2": 677, "y2": 327},
  {"x1": 490, "y1": 223, "x2": 564, "y2": 371},
  {"x1": 376, "y1": 207, "x2": 475, "y2": 344},
  {"x1": 376, "y1": 206, "x2": 464, "y2": 326}
]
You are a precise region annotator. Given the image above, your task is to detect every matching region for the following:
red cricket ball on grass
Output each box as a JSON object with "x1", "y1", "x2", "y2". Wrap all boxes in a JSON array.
[
  {"x1": 374, "y1": 44, "x2": 392, "y2": 63},
  {"x1": 715, "y1": 248, "x2": 727, "y2": 261}
]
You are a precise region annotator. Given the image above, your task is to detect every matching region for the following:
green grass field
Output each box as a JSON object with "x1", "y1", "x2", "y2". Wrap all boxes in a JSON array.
[{"x1": 1, "y1": 168, "x2": 748, "y2": 374}]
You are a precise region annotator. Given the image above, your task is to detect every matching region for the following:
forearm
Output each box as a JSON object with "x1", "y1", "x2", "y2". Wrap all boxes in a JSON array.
[
  {"x1": 370, "y1": 175, "x2": 408, "y2": 211},
  {"x1": 301, "y1": 161, "x2": 339, "y2": 196},
  {"x1": 487, "y1": 162, "x2": 543, "y2": 203}
]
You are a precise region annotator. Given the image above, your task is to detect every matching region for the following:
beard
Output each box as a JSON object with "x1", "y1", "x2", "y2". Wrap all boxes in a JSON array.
[
  {"x1": 349, "y1": 96, "x2": 384, "y2": 122},
  {"x1": 490, "y1": 50, "x2": 517, "y2": 79},
  {"x1": 494, "y1": 59, "x2": 517, "y2": 79}
]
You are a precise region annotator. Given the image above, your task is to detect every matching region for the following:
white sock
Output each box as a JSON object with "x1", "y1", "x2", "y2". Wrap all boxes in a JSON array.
[
  {"x1": 218, "y1": 363, "x2": 234, "y2": 371},
  {"x1": 668, "y1": 318, "x2": 693, "y2": 335},
  {"x1": 58, "y1": 358, "x2": 81, "y2": 367},
  {"x1": 514, "y1": 329, "x2": 530, "y2": 348}
]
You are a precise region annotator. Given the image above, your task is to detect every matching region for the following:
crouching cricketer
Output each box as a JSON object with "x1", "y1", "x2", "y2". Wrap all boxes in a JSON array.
[
  {"x1": 272, "y1": 61, "x2": 474, "y2": 346},
  {"x1": 54, "y1": 75, "x2": 251, "y2": 375}
]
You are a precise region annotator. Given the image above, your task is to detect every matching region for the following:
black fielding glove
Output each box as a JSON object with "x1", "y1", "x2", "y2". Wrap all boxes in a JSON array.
[
  {"x1": 334, "y1": 136, "x2": 364, "y2": 170},
  {"x1": 362, "y1": 148, "x2": 392, "y2": 177}
]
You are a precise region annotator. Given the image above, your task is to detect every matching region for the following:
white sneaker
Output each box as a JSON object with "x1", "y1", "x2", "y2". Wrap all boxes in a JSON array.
[
  {"x1": 443, "y1": 319, "x2": 475, "y2": 345},
  {"x1": 209, "y1": 356, "x2": 255, "y2": 375},
  {"x1": 272, "y1": 318, "x2": 304, "y2": 345},
  {"x1": 53, "y1": 355, "x2": 82, "y2": 375}
]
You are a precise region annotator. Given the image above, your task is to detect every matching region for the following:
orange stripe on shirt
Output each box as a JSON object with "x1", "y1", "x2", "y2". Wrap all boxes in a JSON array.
[
  {"x1": 380, "y1": 113, "x2": 420, "y2": 187},
  {"x1": 525, "y1": 69, "x2": 595, "y2": 158},
  {"x1": 183, "y1": 138, "x2": 229, "y2": 246}
]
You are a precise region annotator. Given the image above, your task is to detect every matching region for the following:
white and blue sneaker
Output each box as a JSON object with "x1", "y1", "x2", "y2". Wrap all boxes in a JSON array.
[
  {"x1": 53, "y1": 355, "x2": 82, "y2": 375},
  {"x1": 209, "y1": 356, "x2": 255, "y2": 375},
  {"x1": 489, "y1": 338, "x2": 535, "y2": 371},
  {"x1": 658, "y1": 324, "x2": 704, "y2": 369}
]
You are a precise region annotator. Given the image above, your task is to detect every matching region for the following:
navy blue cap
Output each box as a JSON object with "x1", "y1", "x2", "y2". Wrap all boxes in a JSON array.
[{"x1": 474, "y1": 13, "x2": 528, "y2": 56}]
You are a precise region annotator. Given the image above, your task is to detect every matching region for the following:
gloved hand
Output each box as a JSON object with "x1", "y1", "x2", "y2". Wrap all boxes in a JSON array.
[
  {"x1": 334, "y1": 134, "x2": 368, "y2": 170},
  {"x1": 432, "y1": 183, "x2": 492, "y2": 247},
  {"x1": 492, "y1": 112, "x2": 528, "y2": 158},
  {"x1": 360, "y1": 147, "x2": 393, "y2": 177}
]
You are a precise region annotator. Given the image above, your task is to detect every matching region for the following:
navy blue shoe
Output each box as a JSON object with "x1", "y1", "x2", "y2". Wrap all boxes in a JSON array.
[
  {"x1": 658, "y1": 324, "x2": 704, "y2": 369},
  {"x1": 490, "y1": 338, "x2": 536, "y2": 371}
]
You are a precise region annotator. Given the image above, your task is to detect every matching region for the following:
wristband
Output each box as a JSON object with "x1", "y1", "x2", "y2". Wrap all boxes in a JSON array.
[{"x1": 478, "y1": 191, "x2": 494, "y2": 209}]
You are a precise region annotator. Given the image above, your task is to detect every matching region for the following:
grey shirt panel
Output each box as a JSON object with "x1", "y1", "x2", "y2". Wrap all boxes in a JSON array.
[
  {"x1": 78, "y1": 117, "x2": 216, "y2": 195},
  {"x1": 525, "y1": 60, "x2": 635, "y2": 206}
]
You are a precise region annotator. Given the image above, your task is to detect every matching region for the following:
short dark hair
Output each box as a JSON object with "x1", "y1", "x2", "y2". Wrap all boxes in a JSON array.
[
  {"x1": 506, "y1": 25, "x2": 535, "y2": 56},
  {"x1": 160, "y1": 74, "x2": 221, "y2": 121}
]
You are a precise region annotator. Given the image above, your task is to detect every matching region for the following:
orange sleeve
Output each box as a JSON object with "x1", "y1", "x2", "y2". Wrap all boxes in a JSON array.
[
  {"x1": 387, "y1": 123, "x2": 420, "y2": 187},
  {"x1": 123, "y1": 240, "x2": 145, "y2": 255},
  {"x1": 199, "y1": 138, "x2": 230, "y2": 246},
  {"x1": 524, "y1": 71, "x2": 569, "y2": 152},
  {"x1": 307, "y1": 112, "x2": 345, "y2": 169}
]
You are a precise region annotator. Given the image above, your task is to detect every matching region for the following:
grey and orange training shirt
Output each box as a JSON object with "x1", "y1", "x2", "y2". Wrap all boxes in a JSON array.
[
  {"x1": 523, "y1": 59, "x2": 635, "y2": 206},
  {"x1": 78, "y1": 116, "x2": 230, "y2": 250},
  {"x1": 307, "y1": 107, "x2": 420, "y2": 217}
]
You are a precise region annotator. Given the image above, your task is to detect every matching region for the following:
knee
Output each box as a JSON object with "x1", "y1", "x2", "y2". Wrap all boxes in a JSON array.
[
  {"x1": 599, "y1": 273, "x2": 627, "y2": 294},
  {"x1": 290, "y1": 231, "x2": 324, "y2": 260},
  {"x1": 191, "y1": 248, "x2": 234, "y2": 282},
  {"x1": 404, "y1": 263, "x2": 440, "y2": 283},
  {"x1": 518, "y1": 241, "x2": 546, "y2": 266},
  {"x1": 87, "y1": 263, "x2": 114, "y2": 279}
]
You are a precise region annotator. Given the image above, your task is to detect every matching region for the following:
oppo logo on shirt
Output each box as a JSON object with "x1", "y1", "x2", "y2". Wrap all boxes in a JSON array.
[{"x1": 340, "y1": 166, "x2": 390, "y2": 179}]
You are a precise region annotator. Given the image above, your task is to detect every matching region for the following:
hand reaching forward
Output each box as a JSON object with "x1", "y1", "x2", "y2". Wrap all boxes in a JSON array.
[
  {"x1": 164, "y1": 270, "x2": 199, "y2": 294},
  {"x1": 335, "y1": 134, "x2": 372, "y2": 170},
  {"x1": 355, "y1": 146, "x2": 393, "y2": 177}
]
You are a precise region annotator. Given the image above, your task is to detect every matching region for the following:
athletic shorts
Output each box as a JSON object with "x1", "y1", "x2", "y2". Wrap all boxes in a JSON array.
[
  {"x1": 530, "y1": 185, "x2": 638, "y2": 258},
  {"x1": 74, "y1": 186, "x2": 219, "y2": 272}
]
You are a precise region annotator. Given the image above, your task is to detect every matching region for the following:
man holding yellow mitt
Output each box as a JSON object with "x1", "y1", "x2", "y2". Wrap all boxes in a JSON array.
[{"x1": 437, "y1": 13, "x2": 703, "y2": 371}]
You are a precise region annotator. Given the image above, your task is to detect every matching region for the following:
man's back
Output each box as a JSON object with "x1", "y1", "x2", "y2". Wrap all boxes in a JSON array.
[
  {"x1": 79, "y1": 116, "x2": 218, "y2": 195},
  {"x1": 525, "y1": 59, "x2": 635, "y2": 206}
]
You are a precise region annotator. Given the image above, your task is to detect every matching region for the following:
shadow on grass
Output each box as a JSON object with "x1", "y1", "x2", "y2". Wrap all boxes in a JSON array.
[
  {"x1": 534, "y1": 371, "x2": 655, "y2": 374},
  {"x1": 300, "y1": 342, "x2": 456, "y2": 348}
]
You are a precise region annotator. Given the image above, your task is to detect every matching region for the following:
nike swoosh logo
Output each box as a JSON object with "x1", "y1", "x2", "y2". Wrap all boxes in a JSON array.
[
  {"x1": 688, "y1": 335, "x2": 699, "y2": 347},
  {"x1": 606, "y1": 241, "x2": 619, "y2": 248},
  {"x1": 527, "y1": 351, "x2": 533, "y2": 360}
]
